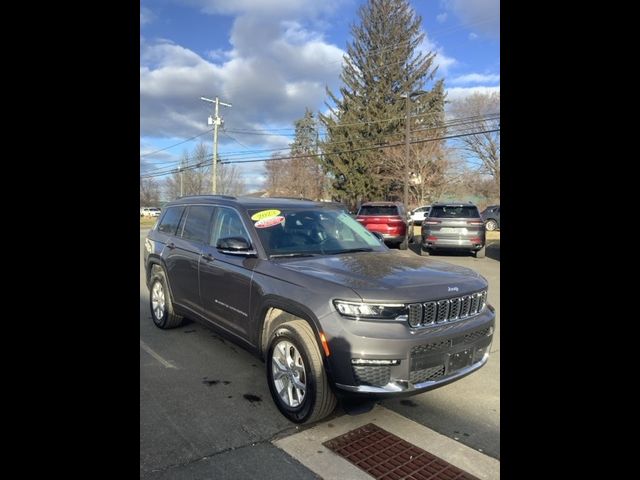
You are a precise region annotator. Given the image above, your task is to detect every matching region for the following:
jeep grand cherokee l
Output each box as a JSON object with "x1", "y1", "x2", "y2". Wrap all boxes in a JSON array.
[
  {"x1": 421, "y1": 202, "x2": 486, "y2": 258},
  {"x1": 144, "y1": 196, "x2": 495, "y2": 423},
  {"x1": 356, "y1": 201, "x2": 413, "y2": 249}
]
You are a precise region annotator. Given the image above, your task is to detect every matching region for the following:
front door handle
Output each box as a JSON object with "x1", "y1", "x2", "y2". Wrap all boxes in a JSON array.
[
  {"x1": 201, "y1": 253, "x2": 214, "y2": 262},
  {"x1": 166, "y1": 242, "x2": 175, "y2": 250}
]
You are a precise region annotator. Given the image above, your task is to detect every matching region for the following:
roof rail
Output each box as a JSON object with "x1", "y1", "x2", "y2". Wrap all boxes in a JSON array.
[
  {"x1": 267, "y1": 196, "x2": 315, "y2": 201},
  {"x1": 178, "y1": 194, "x2": 236, "y2": 200}
]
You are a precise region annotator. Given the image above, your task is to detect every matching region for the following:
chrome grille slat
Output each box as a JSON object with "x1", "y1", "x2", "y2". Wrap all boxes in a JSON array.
[
  {"x1": 423, "y1": 301, "x2": 437, "y2": 324},
  {"x1": 407, "y1": 290, "x2": 487, "y2": 329},
  {"x1": 436, "y1": 300, "x2": 450, "y2": 323},
  {"x1": 460, "y1": 295, "x2": 471, "y2": 318},
  {"x1": 449, "y1": 297, "x2": 460, "y2": 319}
]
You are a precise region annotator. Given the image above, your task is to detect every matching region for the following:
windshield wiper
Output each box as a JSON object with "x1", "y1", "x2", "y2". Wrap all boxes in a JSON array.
[
  {"x1": 332, "y1": 248, "x2": 374, "y2": 254},
  {"x1": 270, "y1": 253, "x2": 319, "y2": 258}
]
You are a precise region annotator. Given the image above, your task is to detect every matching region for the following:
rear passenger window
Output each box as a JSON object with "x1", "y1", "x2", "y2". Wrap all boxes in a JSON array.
[
  {"x1": 181, "y1": 206, "x2": 215, "y2": 244},
  {"x1": 157, "y1": 206, "x2": 185, "y2": 235}
]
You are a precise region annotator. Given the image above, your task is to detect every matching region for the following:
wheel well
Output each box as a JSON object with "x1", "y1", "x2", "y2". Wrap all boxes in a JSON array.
[{"x1": 260, "y1": 307, "x2": 319, "y2": 358}]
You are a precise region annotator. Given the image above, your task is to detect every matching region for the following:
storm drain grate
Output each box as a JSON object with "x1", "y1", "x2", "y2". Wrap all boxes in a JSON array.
[{"x1": 323, "y1": 423, "x2": 480, "y2": 480}]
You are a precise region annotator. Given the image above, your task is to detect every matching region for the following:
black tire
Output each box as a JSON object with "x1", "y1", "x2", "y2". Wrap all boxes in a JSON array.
[
  {"x1": 149, "y1": 268, "x2": 184, "y2": 329},
  {"x1": 474, "y1": 246, "x2": 486, "y2": 258},
  {"x1": 485, "y1": 219, "x2": 497, "y2": 231},
  {"x1": 420, "y1": 246, "x2": 431, "y2": 256},
  {"x1": 266, "y1": 320, "x2": 336, "y2": 424},
  {"x1": 398, "y1": 236, "x2": 408, "y2": 250}
]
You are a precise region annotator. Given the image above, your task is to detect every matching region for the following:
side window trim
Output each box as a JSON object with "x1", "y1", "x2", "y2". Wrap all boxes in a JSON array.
[{"x1": 209, "y1": 206, "x2": 253, "y2": 247}]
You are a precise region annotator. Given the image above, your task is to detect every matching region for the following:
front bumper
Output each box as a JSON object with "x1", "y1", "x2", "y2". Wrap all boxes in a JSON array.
[{"x1": 323, "y1": 306, "x2": 495, "y2": 396}]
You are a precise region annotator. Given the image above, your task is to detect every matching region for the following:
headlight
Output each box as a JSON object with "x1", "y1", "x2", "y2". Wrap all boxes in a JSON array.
[{"x1": 333, "y1": 300, "x2": 406, "y2": 320}]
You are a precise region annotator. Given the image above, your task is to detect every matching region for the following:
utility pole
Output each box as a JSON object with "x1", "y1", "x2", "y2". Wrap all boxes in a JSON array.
[
  {"x1": 404, "y1": 93, "x2": 410, "y2": 209},
  {"x1": 200, "y1": 96, "x2": 232, "y2": 194}
]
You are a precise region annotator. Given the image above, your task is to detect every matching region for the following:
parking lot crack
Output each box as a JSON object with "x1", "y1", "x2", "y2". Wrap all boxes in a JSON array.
[{"x1": 141, "y1": 424, "x2": 303, "y2": 478}]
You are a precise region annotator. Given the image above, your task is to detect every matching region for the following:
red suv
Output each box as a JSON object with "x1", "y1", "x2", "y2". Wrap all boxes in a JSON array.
[{"x1": 356, "y1": 201, "x2": 413, "y2": 249}]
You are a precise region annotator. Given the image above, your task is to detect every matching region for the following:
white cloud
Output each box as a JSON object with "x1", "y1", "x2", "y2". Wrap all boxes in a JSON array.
[
  {"x1": 444, "y1": 0, "x2": 500, "y2": 38},
  {"x1": 436, "y1": 12, "x2": 448, "y2": 23},
  {"x1": 446, "y1": 85, "x2": 500, "y2": 102},
  {"x1": 420, "y1": 35, "x2": 457, "y2": 76},
  {"x1": 140, "y1": 6, "x2": 154, "y2": 26},
  {"x1": 468, "y1": 32, "x2": 478, "y2": 40},
  {"x1": 450, "y1": 73, "x2": 499, "y2": 85},
  {"x1": 183, "y1": 0, "x2": 345, "y2": 18},
  {"x1": 140, "y1": 17, "x2": 345, "y2": 143}
]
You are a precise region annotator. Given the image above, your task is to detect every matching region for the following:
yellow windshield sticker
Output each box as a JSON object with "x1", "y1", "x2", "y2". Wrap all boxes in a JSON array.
[{"x1": 251, "y1": 209, "x2": 281, "y2": 221}]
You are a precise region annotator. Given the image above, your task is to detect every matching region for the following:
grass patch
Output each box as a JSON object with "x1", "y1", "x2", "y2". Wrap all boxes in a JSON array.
[{"x1": 140, "y1": 216, "x2": 157, "y2": 228}]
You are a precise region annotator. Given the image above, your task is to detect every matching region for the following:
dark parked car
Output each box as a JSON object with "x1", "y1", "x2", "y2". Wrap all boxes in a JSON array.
[
  {"x1": 480, "y1": 205, "x2": 500, "y2": 231},
  {"x1": 144, "y1": 196, "x2": 495, "y2": 423},
  {"x1": 355, "y1": 201, "x2": 413, "y2": 249},
  {"x1": 420, "y1": 202, "x2": 486, "y2": 258}
]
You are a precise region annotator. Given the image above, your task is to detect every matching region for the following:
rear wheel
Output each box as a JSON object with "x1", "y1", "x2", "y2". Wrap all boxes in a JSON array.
[
  {"x1": 485, "y1": 219, "x2": 498, "y2": 231},
  {"x1": 266, "y1": 320, "x2": 336, "y2": 424},
  {"x1": 149, "y1": 269, "x2": 184, "y2": 329},
  {"x1": 474, "y1": 246, "x2": 486, "y2": 258}
]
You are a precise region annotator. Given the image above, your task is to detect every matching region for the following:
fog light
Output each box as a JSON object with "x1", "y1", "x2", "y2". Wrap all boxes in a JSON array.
[{"x1": 351, "y1": 359, "x2": 400, "y2": 366}]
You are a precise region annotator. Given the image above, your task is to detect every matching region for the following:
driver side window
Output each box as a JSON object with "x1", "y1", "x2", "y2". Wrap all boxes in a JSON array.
[{"x1": 210, "y1": 207, "x2": 250, "y2": 247}]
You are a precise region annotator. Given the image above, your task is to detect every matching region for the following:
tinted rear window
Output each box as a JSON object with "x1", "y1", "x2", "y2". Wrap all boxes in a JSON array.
[
  {"x1": 430, "y1": 206, "x2": 480, "y2": 218},
  {"x1": 358, "y1": 205, "x2": 399, "y2": 216},
  {"x1": 181, "y1": 206, "x2": 215, "y2": 244},
  {"x1": 157, "y1": 206, "x2": 185, "y2": 234}
]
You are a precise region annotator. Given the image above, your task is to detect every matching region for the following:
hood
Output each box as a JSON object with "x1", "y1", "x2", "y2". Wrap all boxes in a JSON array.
[{"x1": 277, "y1": 250, "x2": 487, "y2": 302}]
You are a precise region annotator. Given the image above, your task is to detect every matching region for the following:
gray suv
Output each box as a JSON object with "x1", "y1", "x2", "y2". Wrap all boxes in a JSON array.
[
  {"x1": 144, "y1": 196, "x2": 495, "y2": 423},
  {"x1": 421, "y1": 202, "x2": 486, "y2": 258}
]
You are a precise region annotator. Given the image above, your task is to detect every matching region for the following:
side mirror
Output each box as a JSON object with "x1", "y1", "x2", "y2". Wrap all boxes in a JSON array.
[{"x1": 216, "y1": 236, "x2": 256, "y2": 256}]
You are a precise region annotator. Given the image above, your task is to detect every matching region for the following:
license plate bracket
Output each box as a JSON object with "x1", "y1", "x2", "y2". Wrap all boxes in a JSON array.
[{"x1": 447, "y1": 349, "x2": 473, "y2": 373}]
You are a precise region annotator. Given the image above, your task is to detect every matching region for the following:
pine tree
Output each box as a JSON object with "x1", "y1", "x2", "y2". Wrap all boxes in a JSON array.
[{"x1": 319, "y1": 0, "x2": 440, "y2": 209}]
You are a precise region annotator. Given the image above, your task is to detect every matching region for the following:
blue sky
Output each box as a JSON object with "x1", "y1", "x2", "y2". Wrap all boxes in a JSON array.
[{"x1": 140, "y1": 0, "x2": 499, "y2": 192}]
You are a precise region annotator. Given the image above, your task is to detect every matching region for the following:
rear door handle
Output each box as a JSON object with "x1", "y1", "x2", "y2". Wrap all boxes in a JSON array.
[{"x1": 201, "y1": 253, "x2": 214, "y2": 262}]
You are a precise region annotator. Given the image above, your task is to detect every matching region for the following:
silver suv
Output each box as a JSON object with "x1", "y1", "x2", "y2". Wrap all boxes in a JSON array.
[
  {"x1": 420, "y1": 202, "x2": 486, "y2": 258},
  {"x1": 144, "y1": 196, "x2": 495, "y2": 423}
]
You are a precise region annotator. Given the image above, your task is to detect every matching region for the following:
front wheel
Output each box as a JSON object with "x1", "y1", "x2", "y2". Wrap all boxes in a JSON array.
[
  {"x1": 485, "y1": 219, "x2": 497, "y2": 231},
  {"x1": 474, "y1": 246, "x2": 486, "y2": 258},
  {"x1": 420, "y1": 246, "x2": 431, "y2": 256},
  {"x1": 398, "y1": 236, "x2": 408, "y2": 250},
  {"x1": 266, "y1": 320, "x2": 336, "y2": 424}
]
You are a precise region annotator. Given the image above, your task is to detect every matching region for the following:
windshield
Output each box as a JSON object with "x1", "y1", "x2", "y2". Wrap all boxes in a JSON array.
[
  {"x1": 248, "y1": 208, "x2": 385, "y2": 257},
  {"x1": 358, "y1": 205, "x2": 399, "y2": 216}
]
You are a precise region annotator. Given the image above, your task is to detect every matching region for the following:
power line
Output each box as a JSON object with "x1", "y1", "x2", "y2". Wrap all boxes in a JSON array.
[
  {"x1": 140, "y1": 128, "x2": 214, "y2": 157},
  {"x1": 140, "y1": 113, "x2": 499, "y2": 174},
  {"x1": 140, "y1": 125, "x2": 500, "y2": 178}
]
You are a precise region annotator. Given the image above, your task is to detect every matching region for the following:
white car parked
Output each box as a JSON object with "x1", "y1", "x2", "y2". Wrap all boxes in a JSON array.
[
  {"x1": 140, "y1": 207, "x2": 161, "y2": 217},
  {"x1": 409, "y1": 205, "x2": 431, "y2": 224}
]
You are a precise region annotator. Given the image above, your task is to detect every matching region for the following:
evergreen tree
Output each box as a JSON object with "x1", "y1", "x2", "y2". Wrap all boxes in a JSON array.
[{"x1": 319, "y1": 0, "x2": 440, "y2": 209}]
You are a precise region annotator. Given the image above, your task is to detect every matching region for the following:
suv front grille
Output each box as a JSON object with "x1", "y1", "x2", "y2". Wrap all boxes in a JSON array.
[
  {"x1": 352, "y1": 365, "x2": 391, "y2": 387},
  {"x1": 408, "y1": 290, "x2": 487, "y2": 328},
  {"x1": 409, "y1": 365, "x2": 445, "y2": 384}
]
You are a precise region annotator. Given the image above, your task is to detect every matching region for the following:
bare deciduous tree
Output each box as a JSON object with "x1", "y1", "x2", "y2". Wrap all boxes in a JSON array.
[
  {"x1": 217, "y1": 163, "x2": 246, "y2": 196},
  {"x1": 140, "y1": 177, "x2": 161, "y2": 206},
  {"x1": 450, "y1": 92, "x2": 500, "y2": 191}
]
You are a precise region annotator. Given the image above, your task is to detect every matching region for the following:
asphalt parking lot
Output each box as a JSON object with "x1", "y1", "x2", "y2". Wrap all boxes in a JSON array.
[{"x1": 140, "y1": 230, "x2": 500, "y2": 478}]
